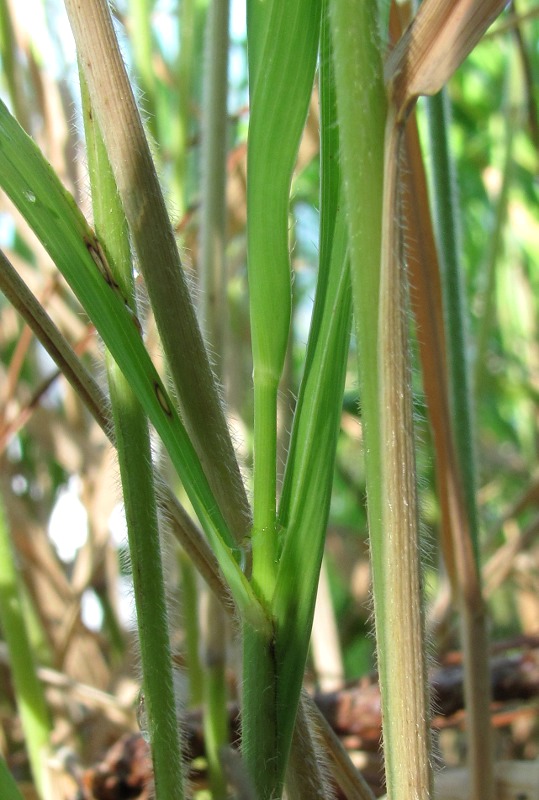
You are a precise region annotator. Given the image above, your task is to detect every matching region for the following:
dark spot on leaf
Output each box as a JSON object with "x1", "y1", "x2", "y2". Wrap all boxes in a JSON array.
[
  {"x1": 85, "y1": 236, "x2": 119, "y2": 290},
  {"x1": 155, "y1": 382, "x2": 172, "y2": 416}
]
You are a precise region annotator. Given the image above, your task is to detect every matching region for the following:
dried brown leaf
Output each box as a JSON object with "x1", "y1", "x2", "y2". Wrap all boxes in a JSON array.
[{"x1": 386, "y1": 0, "x2": 508, "y2": 117}]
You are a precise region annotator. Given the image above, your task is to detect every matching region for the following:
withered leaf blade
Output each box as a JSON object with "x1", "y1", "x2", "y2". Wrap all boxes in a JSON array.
[{"x1": 386, "y1": 0, "x2": 508, "y2": 116}]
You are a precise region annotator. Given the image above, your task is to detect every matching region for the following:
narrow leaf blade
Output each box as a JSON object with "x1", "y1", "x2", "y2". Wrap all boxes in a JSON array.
[{"x1": 0, "y1": 100, "x2": 267, "y2": 633}]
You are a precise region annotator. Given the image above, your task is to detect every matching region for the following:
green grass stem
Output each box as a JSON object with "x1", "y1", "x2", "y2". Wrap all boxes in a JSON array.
[
  {"x1": 255, "y1": 13, "x2": 351, "y2": 790},
  {"x1": 108, "y1": 357, "x2": 186, "y2": 800},
  {"x1": 0, "y1": 754, "x2": 25, "y2": 800},
  {"x1": 198, "y1": 2, "x2": 232, "y2": 792},
  {"x1": 202, "y1": 609, "x2": 229, "y2": 800},
  {"x1": 82, "y1": 76, "x2": 185, "y2": 800},
  {"x1": 240, "y1": 622, "x2": 279, "y2": 799},
  {"x1": 198, "y1": 0, "x2": 230, "y2": 366},
  {"x1": 329, "y1": 0, "x2": 393, "y2": 777},
  {"x1": 331, "y1": 4, "x2": 432, "y2": 797},
  {"x1": 179, "y1": 552, "x2": 204, "y2": 707},
  {"x1": 274, "y1": 212, "x2": 351, "y2": 772},
  {"x1": 242, "y1": 4, "x2": 322, "y2": 795},
  {"x1": 328, "y1": 0, "x2": 385, "y2": 590},
  {"x1": 0, "y1": 493, "x2": 51, "y2": 799},
  {"x1": 246, "y1": 0, "x2": 322, "y2": 604}
]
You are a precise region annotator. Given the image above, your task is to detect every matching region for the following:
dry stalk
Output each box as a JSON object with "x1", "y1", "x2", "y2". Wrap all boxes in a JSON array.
[
  {"x1": 378, "y1": 107, "x2": 432, "y2": 799},
  {"x1": 383, "y1": 4, "x2": 509, "y2": 798}
]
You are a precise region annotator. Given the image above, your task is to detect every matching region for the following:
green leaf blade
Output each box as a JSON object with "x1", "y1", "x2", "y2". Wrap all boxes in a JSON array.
[
  {"x1": 272, "y1": 13, "x2": 352, "y2": 775},
  {"x1": 0, "y1": 100, "x2": 268, "y2": 634}
]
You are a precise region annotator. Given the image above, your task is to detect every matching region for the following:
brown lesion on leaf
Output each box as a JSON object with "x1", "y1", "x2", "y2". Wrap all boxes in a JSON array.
[
  {"x1": 84, "y1": 235, "x2": 120, "y2": 292},
  {"x1": 154, "y1": 381, "x2": 172, "y2": 417},
  {"x1": 84, "y1": 235, "x2": 142, "y2": 334}
]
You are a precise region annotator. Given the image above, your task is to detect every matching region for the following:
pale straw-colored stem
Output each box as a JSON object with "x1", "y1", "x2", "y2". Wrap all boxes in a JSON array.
[{"x1": 378, "y1": 109, "x2": 432, "y2": 800}]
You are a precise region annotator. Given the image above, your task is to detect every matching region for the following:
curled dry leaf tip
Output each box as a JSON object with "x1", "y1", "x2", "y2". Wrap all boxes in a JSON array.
[{"x1": 386, "y1": 0, "x2": 509, "y2": 119}]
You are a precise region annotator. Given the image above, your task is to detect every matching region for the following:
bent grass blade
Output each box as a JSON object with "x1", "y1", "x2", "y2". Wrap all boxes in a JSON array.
[
  {"x1": 0, "y1": 248, "x2": 233, "y2": 612},
  {"x1": 0, "y1": 100, "x2": 268, "y2": 636}
]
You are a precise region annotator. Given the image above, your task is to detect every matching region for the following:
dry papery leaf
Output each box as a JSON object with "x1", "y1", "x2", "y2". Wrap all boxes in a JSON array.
[{"x1": 386, "y1": 0, "x2": 509, "y2": 117}]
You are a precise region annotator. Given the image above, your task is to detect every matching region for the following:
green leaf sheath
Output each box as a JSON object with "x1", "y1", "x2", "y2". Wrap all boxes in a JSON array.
[
  {"x1": 274, "y1": 239, "x2": 351, "y2": 771},
  {"x1": 80, "y1": 76, "x2": 133, "y2": 303},
  {"x1": 246, "y1": 0, "x2": 322, "y2": 601},
  {"x1": 329, "y1": 0, "x2": 385, "y2": 694},
  {"x1": 242, "y1": 10, "x2": 352, "y2": 795},
  {"x1": 0, "y1": 100, "x2": 268, "y2": 635},
  {"x1": 274, "y1": 9, "x2": 351, "y2": 764},
  {"x1": 278, "y1": 2, "x2": 343, "y2": 529},
  {"x1": 83, "y1": 77, "x2": 185, "y2": 800},
  {"x1": 0, "y1": 494, "x2": 51, "y2": 799},
  {"x1": 242, "y1": 2, "x2": 322, "y2": 796},
  {"x1": 328, "y1": 18, "x2": 388, "y2": 745}
]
